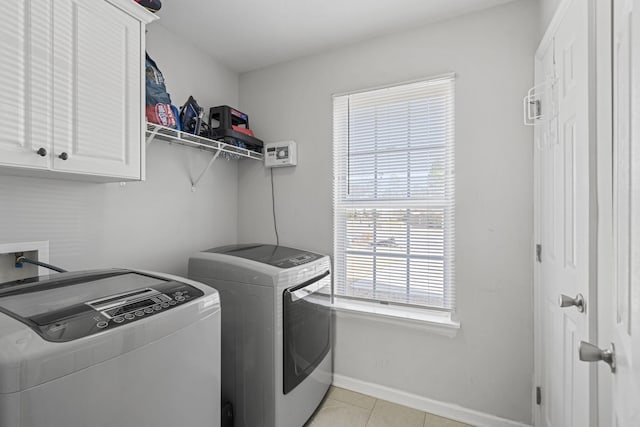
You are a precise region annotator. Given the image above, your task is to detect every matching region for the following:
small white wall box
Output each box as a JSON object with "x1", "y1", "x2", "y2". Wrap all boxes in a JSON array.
[{"x1": 264, "y1": 141, "x2": 297, "y2": 168}]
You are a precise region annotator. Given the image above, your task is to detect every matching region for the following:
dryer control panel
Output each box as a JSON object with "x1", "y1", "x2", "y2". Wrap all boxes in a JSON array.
[{"x1": 206, "y1": 244, "x2": 323, "y2": 269}]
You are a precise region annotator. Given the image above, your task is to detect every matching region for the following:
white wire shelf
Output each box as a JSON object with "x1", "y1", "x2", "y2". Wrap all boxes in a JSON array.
[
  {"x1": 145, "y1": 122, "x2": 263, "y2": 161},
  {"x1": 145, "y1": 122, "x2": 263, "y2": 191}
]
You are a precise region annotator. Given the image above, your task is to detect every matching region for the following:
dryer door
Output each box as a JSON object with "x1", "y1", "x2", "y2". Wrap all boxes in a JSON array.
[{"x1": 282, "y1": 270, "x2": 331, "y2": 394}]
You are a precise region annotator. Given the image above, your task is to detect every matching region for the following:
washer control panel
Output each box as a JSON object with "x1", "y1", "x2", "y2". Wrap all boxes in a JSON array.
[{"x1": 27, "y1": 279, "x2": 204, "y2": 342}]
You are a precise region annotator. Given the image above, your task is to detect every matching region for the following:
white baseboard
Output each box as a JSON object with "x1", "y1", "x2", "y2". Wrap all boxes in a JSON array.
[{"x1": 332, "y1": 374, "x2": 532, "y2": 427}]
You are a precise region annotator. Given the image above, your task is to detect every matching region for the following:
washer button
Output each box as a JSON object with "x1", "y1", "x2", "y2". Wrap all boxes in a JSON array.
[
  {"x1": 169, "y1": 300, "x2": 177, "y2": 306},
  {"x1": 153, "y1": 304, "x2": 162, "y2": 310},
  {"x1": 97, "y1": 321, "x2": 108, "y2": 329},
  {"x1": 174, "y1": 291, "x2": 183, "y2": 296},
  {"x1": 124, "y1": 313, "x2": 135, "y2": 320},
  {"x1": 135, "y1": 310, "x2": 144, "y2": 317},
  {"x1": 113, "y1": 317, "x2": 125, "y2": 324},
  {"x1": 161, "y1": 302, "x2": 170, "y2": 308},
  {"x1": 176, "y1": 296, "x2": 185, "y2": 302}
]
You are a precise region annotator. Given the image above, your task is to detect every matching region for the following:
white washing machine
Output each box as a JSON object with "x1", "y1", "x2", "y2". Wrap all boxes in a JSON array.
[
  {"x1": 0, "y1": 269, "x2": 221, "y2": 427},
  {"x1": 189, "y1": 244, "x2": 333, "y2": 427}
]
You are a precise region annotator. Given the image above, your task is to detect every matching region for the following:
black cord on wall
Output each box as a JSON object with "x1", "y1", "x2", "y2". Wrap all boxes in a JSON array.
[{"x1": 270, "y1": 168, "x2": 280, "y2": 246}]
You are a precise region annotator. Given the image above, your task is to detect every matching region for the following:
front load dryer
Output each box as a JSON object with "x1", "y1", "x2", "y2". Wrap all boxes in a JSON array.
[
  {"x1": 189, "y1": 244, "x2": 333, "y2": 427},
  {"x1": 0, "y1": 269, "x2": 221, "y2": 427}
]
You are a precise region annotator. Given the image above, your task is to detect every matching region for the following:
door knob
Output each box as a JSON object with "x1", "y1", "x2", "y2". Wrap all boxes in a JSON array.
[
  {"x1": 559, "y1": 293, "x2": 585, "y2": 313},
  {"x1": 579, "y1": 341, "x2": 616, "y2": 373},
  {"x1": 58, "y1": 152, "x2": 69, "y2": 160},
  {"x1": 36, "y1": 147, "x2": 47, "y2": 157}
]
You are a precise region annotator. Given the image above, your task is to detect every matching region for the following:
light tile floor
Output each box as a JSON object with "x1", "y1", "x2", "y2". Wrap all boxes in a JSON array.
[{"x1": 306, "y1": 387, "x2": 474, "y2": 427}]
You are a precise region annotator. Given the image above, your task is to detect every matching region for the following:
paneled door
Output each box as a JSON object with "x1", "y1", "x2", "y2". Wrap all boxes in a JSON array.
[
  {"x1": 534, "y1": 0, "x2": 593, "y2": 425},
  {"x1": 608, "y1": 0, "x2": 640, "y2": 424}
]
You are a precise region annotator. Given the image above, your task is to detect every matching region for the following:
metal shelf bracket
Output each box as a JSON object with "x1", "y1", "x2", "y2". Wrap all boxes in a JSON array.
[
  {"x1": 146, "y1": 126, "x2": 160, "y2": 146},
  {"x1": 144, "y1": 122, "x2": 263, "y2": 191},
  {"x1": 191, "y1": 149, "x2": 222, "y2": 192}
]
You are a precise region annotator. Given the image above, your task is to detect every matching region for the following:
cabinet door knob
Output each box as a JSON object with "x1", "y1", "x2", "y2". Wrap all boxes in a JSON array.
[
  {"x1": 36, "y1": 147, "x2": 47, "y2": 157},
  {"x1": 58, "y1": 152, "x2": 69, "y2": 160}
]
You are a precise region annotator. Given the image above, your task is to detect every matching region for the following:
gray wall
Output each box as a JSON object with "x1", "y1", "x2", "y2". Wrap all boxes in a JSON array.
[
  {"x1": 0, "y1": 24, "x2": 240, "y2": 276},
  {"x1": 238, "y1": 0, "x2": 537, "y2": 424},
  {"x1": 540, "y1": 0, "x2": 563, "y2": 34}
]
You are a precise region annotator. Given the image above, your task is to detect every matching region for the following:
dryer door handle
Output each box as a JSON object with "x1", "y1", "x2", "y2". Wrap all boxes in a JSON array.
[{"x1": 286, "y1": 270, "x2": 330, "y2": 302}]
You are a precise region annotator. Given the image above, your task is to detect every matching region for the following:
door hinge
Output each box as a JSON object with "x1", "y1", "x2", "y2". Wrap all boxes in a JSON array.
[
  {"x1": 536, "y1": 244, "x2": 542, "y2": 263},
  {"x1": 536, "y1": 386, "x2": 542, "y2": 405},
  {"x1": 532, "y1": 99, "x2": 541, "y2": 118}
]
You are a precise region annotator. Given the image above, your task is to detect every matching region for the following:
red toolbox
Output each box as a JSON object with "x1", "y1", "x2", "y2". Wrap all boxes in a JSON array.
[{"x1": 209, "y1": 105, "x2": 264, "y2": 152}]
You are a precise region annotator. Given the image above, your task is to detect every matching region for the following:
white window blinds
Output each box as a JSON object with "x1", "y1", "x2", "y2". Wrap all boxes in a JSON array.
[{"x1": 333, "y1": 75, "x2": 455, "y2": 311}]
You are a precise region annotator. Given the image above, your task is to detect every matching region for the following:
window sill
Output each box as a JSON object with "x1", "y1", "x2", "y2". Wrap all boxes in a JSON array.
[{"x1": 332, "y1": 299, "x2": 460, "y2": 338}]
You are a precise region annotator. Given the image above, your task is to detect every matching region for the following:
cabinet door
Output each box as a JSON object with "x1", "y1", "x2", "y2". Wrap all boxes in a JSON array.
[
  {"x1": 0, "y1": 0, "x2": 52, "y2": 170},
  {"x1": 52, "y1": 0, "x2": 142, "y2": 179}
]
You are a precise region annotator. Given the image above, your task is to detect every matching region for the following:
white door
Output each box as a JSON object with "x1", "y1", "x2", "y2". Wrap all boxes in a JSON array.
[
  {"x1": 534, "y1": 0, "x2": 593, "y2": 426},
  {"x1": 606, "y1": 0, "x2": 640, "y2": 424},
  {"x1": 52, "y1": 0, "x2": 142, "y2": 179},
  {"x1": 0, "y1": 0, "x2": 52, "y2": 170}
]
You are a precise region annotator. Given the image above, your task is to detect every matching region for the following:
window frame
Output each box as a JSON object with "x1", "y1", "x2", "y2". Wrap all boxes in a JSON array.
[{"x1": 332, "y1": 74, "x2": 456, "y2": 319}]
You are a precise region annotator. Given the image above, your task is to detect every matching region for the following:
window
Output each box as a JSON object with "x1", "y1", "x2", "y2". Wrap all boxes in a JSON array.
[{"x1": 332, "y1": 74, "x2": 455, "y2": 313}]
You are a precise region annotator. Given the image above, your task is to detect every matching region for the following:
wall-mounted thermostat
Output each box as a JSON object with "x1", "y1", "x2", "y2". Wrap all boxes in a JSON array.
[{"x1": 264, "y1": 141, "x2": 297, "y2": 168}]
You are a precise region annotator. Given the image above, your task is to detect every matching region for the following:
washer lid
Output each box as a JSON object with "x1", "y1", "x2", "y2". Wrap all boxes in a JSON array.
[
  {"x1": 0, "y1": 269, "x2": 204, "y2": 342},
  {"x1": 205, "y1": 244, "x2": 323, "y2": 268},
  {"x1": 0, "y1": 270, "x2": 219, "y2": 394}
]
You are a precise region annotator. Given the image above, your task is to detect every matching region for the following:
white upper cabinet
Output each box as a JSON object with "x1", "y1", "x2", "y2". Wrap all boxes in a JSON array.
[
  {"x1": 0, "y1": 0, "x2": 52, "y2": 170},
  {"x1": 52, "y1": 0, "x2": 143, "y2": 178},
  {"x1": 0, "y1": 0, "x2": 157, "y2": 181}
]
